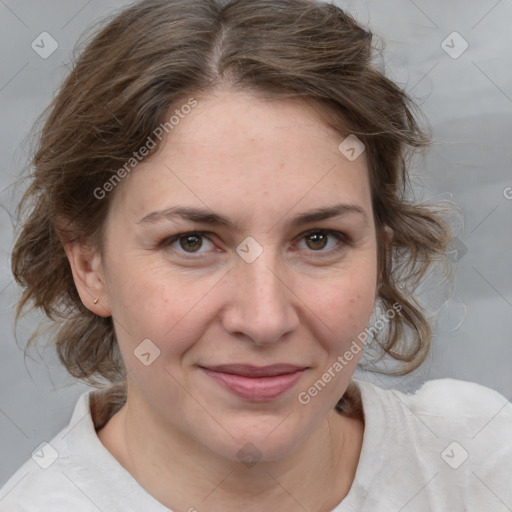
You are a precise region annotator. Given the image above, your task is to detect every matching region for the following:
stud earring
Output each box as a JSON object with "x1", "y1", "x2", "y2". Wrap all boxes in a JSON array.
[{"x1": 93, "y1": 298, "x2": 99, "y2": 304}]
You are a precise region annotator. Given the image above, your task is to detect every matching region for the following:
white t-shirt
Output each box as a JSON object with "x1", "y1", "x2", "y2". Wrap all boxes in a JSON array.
[{"x1": 1, "y1": 378, "x2": 511, "y2": 511}]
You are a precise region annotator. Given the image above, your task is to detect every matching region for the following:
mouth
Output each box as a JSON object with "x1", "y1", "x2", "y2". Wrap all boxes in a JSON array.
[{"x1": 199, "y1": 364, "x2": 308, "y2": 402}]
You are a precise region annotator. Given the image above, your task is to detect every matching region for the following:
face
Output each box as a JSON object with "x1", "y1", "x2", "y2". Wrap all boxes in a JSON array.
[{"x1": 87, "y1": 90, "x2": 378, "y2": 461}]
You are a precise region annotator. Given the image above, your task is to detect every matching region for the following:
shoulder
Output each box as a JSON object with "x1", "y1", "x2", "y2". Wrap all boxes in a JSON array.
[
  {"x1": 357, "y1": 377, "x2": 511, "y2": 427},
  {"x1": 358, "y1": 378, "x2": 512, "y2": 467},
  {"x1": 404, "y1": 378, "x2": 511, "y2": 418},
  {"x1": 0, "y1": 387, "x2": 165, "y2": 512},
  {"x1": 349, "y1": 378, "x2": 512, "y2": 508},
  {"x1": 357, "y1": 377, "x2": 512, "y2": 446},
  {"x1": 401, "y1": 378, "x2": 512, "y2": 457},
  {"x1": 0, "y1": 461, "x2": 94, "y2": 512},
  {"x1": 0, "y1": 391, "x2": 99, "y2": 511}
]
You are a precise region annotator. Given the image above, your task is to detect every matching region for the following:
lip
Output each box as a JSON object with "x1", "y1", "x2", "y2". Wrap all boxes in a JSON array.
[{"x1": 199, "y1": 364, "x2": 307, "y2": 402}]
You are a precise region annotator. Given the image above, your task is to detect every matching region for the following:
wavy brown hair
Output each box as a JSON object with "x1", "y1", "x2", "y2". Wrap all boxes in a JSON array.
[{"x1": 11, "y1": 0, "x2": 451, "y2": 394}]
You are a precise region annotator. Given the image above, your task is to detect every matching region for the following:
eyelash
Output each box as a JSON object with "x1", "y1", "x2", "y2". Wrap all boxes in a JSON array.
[{"x1": 159, "y1": 229, "x2": 350, "y2": 258}]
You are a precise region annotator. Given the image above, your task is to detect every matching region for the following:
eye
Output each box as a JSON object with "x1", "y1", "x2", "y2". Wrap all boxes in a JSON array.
[
  {"x1": 160, "y1": 229, "x2": 349, "y2": 258},
  {"x1": 295, "y1": 229, "x2": 349, "y2": 254},
  {"x1": 161, "y1": 232, "x2": 215, "y2": 255}
]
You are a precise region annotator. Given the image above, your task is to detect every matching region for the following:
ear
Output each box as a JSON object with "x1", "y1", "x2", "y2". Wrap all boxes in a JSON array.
[
  {"x1": 384, "y1": 225, "x2": 393, "y2": 242},
  {"x1": 62, "y1": 241, "x2": 112, "y2": 317}
]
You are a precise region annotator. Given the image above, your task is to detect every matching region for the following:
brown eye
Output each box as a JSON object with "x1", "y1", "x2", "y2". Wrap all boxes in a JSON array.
[
  {"x1": 305, "y1": 232, "x2": 329, "y2": 250},
  {"x1": 161, "y1": 232, "x2": 215, "y2": 255},
  {"x1": 296, "y1": 230, "x2": 348, "y2": 255},
  {"x1": 179, "y1": 234, "x2": 204, "y2": 252}
]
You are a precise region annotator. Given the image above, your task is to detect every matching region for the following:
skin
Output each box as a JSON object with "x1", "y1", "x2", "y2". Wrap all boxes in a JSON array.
[{"x1": 64, "y1": 89, "x2": 381, "y2": 512}]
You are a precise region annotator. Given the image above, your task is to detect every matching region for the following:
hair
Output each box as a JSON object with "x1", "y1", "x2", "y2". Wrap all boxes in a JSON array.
[{"x1": 11, "y1": 0, "x2": 451, "y2": 410}]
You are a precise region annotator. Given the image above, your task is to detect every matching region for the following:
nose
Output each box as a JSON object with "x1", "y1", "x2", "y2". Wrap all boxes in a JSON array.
[{"x1": 221, "y1": 252, "x2": 300, "y2": 346}]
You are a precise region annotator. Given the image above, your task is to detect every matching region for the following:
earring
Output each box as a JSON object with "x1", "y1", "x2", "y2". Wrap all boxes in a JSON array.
[{"x1": 93, "y1": 298, "x2": 99, "y2": 304}]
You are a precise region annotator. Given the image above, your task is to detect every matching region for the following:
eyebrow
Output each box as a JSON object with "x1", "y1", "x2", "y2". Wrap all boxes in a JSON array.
[{"x1": 137, "y1": 202, "x2": 368, "y2": 230}]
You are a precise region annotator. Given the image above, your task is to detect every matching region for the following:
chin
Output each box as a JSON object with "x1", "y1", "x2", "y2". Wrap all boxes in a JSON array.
[{"x1": 200, "y1": 418, "x2": 314, "y2": 465}]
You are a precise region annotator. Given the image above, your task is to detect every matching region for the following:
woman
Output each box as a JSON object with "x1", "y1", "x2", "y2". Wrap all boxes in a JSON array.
[{"x1": 1, "y1": 0, "x2": 510, "y2": 510}]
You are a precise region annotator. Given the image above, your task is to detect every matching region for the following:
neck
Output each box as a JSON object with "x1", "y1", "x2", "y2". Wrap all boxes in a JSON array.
[{"x1": 96, "y1": 386, "x2": 363, "y2": 512}]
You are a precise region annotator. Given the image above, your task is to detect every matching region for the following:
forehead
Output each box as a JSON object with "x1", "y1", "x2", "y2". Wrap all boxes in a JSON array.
[{"x1": 109, "y1": 91, "x2": 372, "y2": 226}]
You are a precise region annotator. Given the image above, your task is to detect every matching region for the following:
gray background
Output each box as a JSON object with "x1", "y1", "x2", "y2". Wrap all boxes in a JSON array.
[{"x1": 1, "y1": 0, "x2": 511, "y2": 487}]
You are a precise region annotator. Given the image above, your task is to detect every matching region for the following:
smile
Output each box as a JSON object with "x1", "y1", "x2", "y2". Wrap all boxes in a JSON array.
[{"x1": 199, "y1": 364, "x2": 307, "y2": 402}]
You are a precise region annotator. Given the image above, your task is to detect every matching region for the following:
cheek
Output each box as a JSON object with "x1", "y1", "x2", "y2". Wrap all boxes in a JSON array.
[
  {"x1": 295, "y1": 270, "x2": 377, "y2": 404},
  {"x1": 306, "y1": 265, "x2": 377, "y2": 342},
  {"x1": 106, "y1": 261, "x2": 222, "y2": 359}
]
